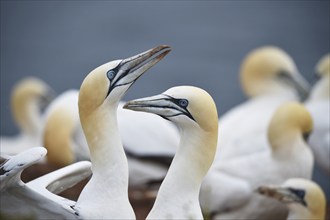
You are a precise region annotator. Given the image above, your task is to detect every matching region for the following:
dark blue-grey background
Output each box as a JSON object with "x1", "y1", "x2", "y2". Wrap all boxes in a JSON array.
[{"x1": 1, "y1": 1, "x2": 329, "y2": 199}]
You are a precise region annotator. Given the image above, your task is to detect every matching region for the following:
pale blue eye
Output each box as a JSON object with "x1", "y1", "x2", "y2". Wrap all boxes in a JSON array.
[
  {"x1": 179, "y1": 99, "x2": 188, "y2": 107},
  {"x1": 107, "y1": 70, "x2": 116, "y2": 80}
]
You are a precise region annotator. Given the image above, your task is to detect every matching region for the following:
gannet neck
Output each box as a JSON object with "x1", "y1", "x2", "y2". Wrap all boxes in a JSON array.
[
  {"x1": 76, "y1": 104, "x2": 134, "y2": 218},
  {"x1": 288, "y1": 201, "x2": 326, "y2": 219},
  {"x1": 147, "y1": 125, "x2": 217, "y2": 219}
]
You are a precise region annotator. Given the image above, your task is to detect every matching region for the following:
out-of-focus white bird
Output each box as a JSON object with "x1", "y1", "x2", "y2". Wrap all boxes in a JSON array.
[
  {"x1": 200, "y1": 102, "x2": 314, "y2": 220},
  {"x1": 0, "y1": 147, "x2": 92, "y2": 219},
  {"x1": 0, "y1": 45, "x2": 171, "y2": 219},
  {"x1": 305, "y1": 54, "x2": 330, "y2": 175},
  {"x1": 257, "y1": 178, "x2": 326, "y2": 220},
  {"x1": 42, "y1": 90, "x2": 90, "y2": 168},
  {"x1": 217, "y1": 46, "x2": 310, "y2": 160},
  {"x1": 124, "y1": 86, "x2": 218, "y2": 219},
  {"x1": 42, "y1": 92, "x2": 179, "y2": 187},
  {"x1": 1, "y1": 77, "x2": 54, "y2": 157}
]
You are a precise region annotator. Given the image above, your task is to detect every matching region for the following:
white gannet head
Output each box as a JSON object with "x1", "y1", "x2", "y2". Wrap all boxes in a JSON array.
[
  {"x1": 11, "y1": 77, "x2": 55, "y2": 135},
  {"x1": 78, "y1": 45, "x2": 171, "y2": 120},
  {"x1": 267, "y1": 102, "x2": 313, "y2": 151},
  {"x1": 257, "y1": 178, "x2": 326, "y2": 220},
  {"x1": 240, "y1": 46, "x2": 310, "y2": 99}
]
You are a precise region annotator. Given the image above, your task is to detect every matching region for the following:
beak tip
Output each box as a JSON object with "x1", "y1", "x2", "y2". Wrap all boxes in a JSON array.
[{"x1": 122, "y1": 103, "x2": 130, "y2": 109}]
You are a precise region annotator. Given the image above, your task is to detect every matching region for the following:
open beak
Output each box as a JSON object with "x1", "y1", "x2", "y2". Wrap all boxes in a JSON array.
[
  {"x1": 107, "y1": 45, "x2": 171, "y2": 95},
  {"x1": 123, "y1": 94, "x2": 194, "y2": 121},
  {"x1": 257, "y1": 185, "x2": 307, "y2": 206}
]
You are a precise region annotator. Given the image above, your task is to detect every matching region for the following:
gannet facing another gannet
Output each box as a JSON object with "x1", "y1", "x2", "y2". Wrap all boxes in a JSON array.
[
  {"x1": 1, "y1": 77, "x2": 54, "y2": 157},
  {"x1": 305, "y1": 54, "x2": 330, "y2": 175},
  {"x1": 217, "y1": 46, "x2": 310, "y2": 160},
  {"x1": 74, "y1": 45, "x2": 171, "y2": 219},
  {"x1": 124, "y1": 86, "x2": 218, "y2": 219},
  {"x1": 257, "y1": 178, "x2": 326, "y2": 220},
  {"x1": 0, "y1": 45, "x2": 171, "y2": 219},
  {"x1": 200, "y1": 102, "x2": 314, "y2": 220}
]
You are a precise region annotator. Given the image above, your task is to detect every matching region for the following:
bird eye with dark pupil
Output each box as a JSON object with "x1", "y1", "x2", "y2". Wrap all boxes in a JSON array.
[
  {"x1": 179, "y1": 99, "x2": 188, "y2": 107},
  {"x1": 107, "y1": 70, "x2": 116, "y2": 80}
]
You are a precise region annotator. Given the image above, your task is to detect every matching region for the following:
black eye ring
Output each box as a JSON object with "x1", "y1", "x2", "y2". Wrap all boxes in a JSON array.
[
  {"x1": 107, "y1": 70, "x2": 116, "y2": 80},
  {"x1": 178, "y1": 99, "x2": 188, "y2": 107}
]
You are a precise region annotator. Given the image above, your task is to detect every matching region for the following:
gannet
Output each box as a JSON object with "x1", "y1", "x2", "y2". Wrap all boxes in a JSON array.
[
  {"x1": 42, "y1": 90, "x2": 179, "y2": 187},
  {"x1": 74, "y1": 45, "x2": 171, "y2": 219},
  {"x1": 0, "y1": 45, "x2": 171, "y2": 219},
  {"x1": 257, "y1": 178, "x2": 326, "y2": 220},
  {"x1": 217, "y1": 46, "x2": 310, "y2": 160},
  {"x1": 1, "y1": 77, "x2": 54, "y2": 157},
  {"x1": 200, "y1": 102, "x2": 314, "y2": 220},
  {"x1": 305, "y1": 54, "x2": 330, "y2": 175},
  {"x1": 0, "y1": 147, "x2": 92, "y2": 219},
  {"x1": 124, "y1": 86, "x2": 218, "y2": 219},
  {"x1": 42, "y1": 90, "x2": 90, "y2": 168}
]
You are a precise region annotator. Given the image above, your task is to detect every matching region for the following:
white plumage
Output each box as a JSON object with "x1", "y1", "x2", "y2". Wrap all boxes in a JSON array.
[
  {"x1": 200, "y1": 102, "x2": 314, "y2": 219},
  {"x1": 124, "y1": 86, "x2": 219, "y2": 219},
  {"x1": 0, "y1": 45, "x2": 171, "y2": 219},
  {"x1": 216, "y1": 46, "x2": 310, "y2": 160},
  {"x1": 0, "y1": 147, "x2": 91, "y2": 219},
  {"x1": 305, "y1": 54, "x2": 330, "y2": 175}
]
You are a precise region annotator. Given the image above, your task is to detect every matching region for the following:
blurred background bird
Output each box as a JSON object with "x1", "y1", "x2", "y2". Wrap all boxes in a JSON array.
[
  {"x1": 305, "y1": 54, "x2": 330, "y2": 176},
  {"x1": 200, "y1": 102, "x2": 314, "y2": 219},
  {"x1": 0, "y1": 77, "x2": 54, "y2": 158}
]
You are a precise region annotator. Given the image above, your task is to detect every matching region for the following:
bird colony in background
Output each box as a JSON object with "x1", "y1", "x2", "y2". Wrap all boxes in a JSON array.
[{"x1": 0, "y1": 45, "x2": 329, "y2": 220}]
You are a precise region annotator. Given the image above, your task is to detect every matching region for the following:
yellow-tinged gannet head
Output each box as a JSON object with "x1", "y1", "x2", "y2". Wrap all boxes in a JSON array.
[
  {"x1": 78, "y1": 45, "x2": 171, "y2": 121},
  {"x1": 240, "y1": 46, "x2": 310, "y2": 99},
  {"x1": 267, "y1": 102, "x2": 313, "y2": 150},
  {"x1": 257, "y1": 178, "x2": 326, "y2": 220},
  {"x1": 315, "y1": 54, "x2": 330, "y2": 77},
  {"x1": 124, "y1": 86, "x2": 219, "y2": 173},
  {"x1": 43, "y1": 90, "x2": 79, "y2": 168},
  {"x1": 124, "y1": 86, "x2": 218, "y2": 133},
  {"x1": 11, "y1": 77, "x2": 55, "y2": 135}
]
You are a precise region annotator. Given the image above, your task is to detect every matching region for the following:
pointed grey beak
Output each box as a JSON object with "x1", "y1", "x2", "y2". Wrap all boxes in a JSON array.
[
  {"x1": 257, "y1": 185, "x2": 307, "y2": 206},
  {"x1": 279, "y1": 72, "x2": 310, "y2": 101},
  {"x1": 291, "y1": 73, "x2": 310, "y2": 100},
  {"x1": 124, "y1": 94, "x2": 195, "y2": 121},
  {"x1": 107, "y1": 45, "x2": 171, "y2": 96}
]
